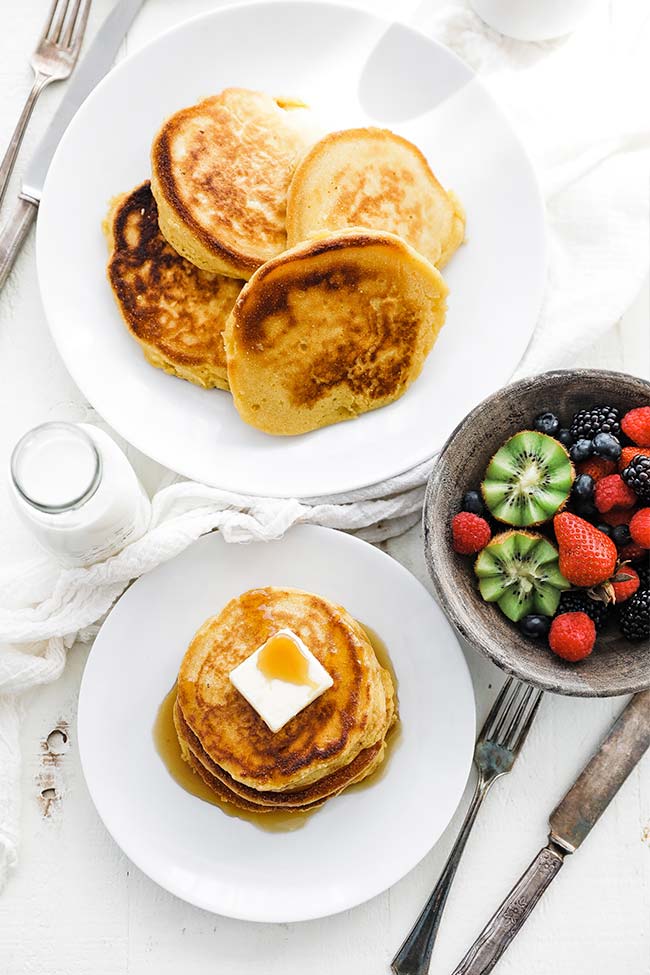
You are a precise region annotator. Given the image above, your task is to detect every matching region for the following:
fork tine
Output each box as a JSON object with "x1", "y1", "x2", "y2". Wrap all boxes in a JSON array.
[
  {"x1": 63, "y1": 0, "x2": 91, "y2": 52},
  {"x1": 60, "y1": 0, "x2": 82, "y2": 48},
  {"x1": 49, "y1": 0, "x2": 72, "y2": 44},
  {"x1": 489, "y1": 681, "x2": 525, "y2": 742},
  {"x1": 501, "y1": 685, "x2": 534, "y2": 748},
  {"x1": 511, "y1": 688, "x2": 544, "y2": 754},
  {"x1": 478, "y1": 677, "x2": 513, "y2": 740},
  {"x1": 40, "y1": 0, "x2": 65, "y2": 43}
]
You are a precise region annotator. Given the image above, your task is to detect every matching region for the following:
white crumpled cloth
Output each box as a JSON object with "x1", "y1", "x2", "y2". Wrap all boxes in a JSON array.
[{"x1": 1, "y1": 0, "x2": 649, "y2": 890}]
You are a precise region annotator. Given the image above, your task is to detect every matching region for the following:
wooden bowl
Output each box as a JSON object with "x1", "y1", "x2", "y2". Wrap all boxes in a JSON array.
[{"x1": 423, "y1": 369, "x2": 650, "y2": 697}]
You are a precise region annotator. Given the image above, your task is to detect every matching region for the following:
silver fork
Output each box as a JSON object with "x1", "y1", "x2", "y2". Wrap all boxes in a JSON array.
[
  {"x1": 391, "y1": 678, "x2": 543, "y2": 975},
  {"x1": 0, "y1": 0, "x2": 92, "y2": 209}
]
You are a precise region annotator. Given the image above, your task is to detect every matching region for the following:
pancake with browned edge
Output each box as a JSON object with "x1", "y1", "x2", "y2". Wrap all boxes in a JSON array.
[
  {"x1": 104, "y1": 182, "x2": 242, "y2": 389},
  {"x1": 176, "y1": 587, "x2": 394, "y2": 796},
  {"x1": 286, "y1": 127, "x2": 465, "y2": 268},
  {"x1": 174, "y1": 696, "x2": 391, "y2": 813},
  {"x1": 150, "y1": 88, "x2": 316, "y2": 279},
  {"x1": 224, "y1": 228, "x2": 448, "y2": 435}
]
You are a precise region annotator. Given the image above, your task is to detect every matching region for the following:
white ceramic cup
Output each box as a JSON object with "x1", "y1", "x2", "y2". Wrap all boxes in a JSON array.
[{"x1": 470, "y1": 0, "x2": 599, "y2": 42}]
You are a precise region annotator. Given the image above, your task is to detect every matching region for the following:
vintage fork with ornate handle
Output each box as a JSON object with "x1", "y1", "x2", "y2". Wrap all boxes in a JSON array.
[
  {"x1": 0, "y1": 0, "x2": 91, "y2": 210},
  {"x1": 391, "y1": 678, "x2": 543, "y2": 975},
  {"x1": 451, "y1": 687, "x2": 650, "y2": 975}
]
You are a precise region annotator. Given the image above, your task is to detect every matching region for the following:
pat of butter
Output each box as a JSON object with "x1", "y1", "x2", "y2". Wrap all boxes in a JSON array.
[{"x1": 229, "y1": 628, "x2": 333, "y2": 733}]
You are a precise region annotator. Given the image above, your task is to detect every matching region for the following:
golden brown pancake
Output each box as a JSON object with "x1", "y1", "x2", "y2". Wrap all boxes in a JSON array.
[
  {"x1": 286, "y1": 127, "x2": 465, "y2": 268},
  {"x1": 104, "y1": 182, "x2": 242, "y2": 389},
  {"x1": 174, "y1": 697, "x2": 390, "y2": 812},
  {"x1": 150, "y1": 88, "x2": 317, "y2": 279},
  {"x1": 176, "y1": 587, "x2": 393, "y2": 792},
  {"x1": 224, "y1": 228, "x2": 448, "y2": 435}
]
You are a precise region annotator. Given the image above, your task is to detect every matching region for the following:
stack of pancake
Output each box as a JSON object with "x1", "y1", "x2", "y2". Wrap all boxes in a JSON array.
[
  {"x1": 104, "y1": 87, "x2": 465, "y2": 435},
  {"x1": 173, "y1": 587, "x2": 396, "y2": 814}
]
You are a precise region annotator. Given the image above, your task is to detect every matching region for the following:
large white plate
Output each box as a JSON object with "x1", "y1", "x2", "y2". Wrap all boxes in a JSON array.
[
  {"x1": 77, "y1": 526, "x2": 475, "y2": 922},
  {"x1": 38, "y1": 1, "x2": 546, "y2": 497}
]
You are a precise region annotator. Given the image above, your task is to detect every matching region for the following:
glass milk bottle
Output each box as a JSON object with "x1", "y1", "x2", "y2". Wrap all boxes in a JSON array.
[{"x1": 9, "y1": 422, "x2": 151, "y2": 566}]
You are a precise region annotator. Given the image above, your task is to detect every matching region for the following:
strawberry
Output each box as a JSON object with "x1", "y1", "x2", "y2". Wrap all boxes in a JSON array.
[
  {"x1": 619, "y1": 446, "x2": 650, "y2": 473},
  {"x1": 577, "y1": 457, "x2": 617, "y2": 482},
  {"x1": 451, "y1": 512, "x2": 491, "y2": 555},
  {"x1": 554, "y1": 512, "x2": 618, "y2": 586},
  {"x1": 621, "y1": 407, "x2": 650, "y2": 447},
  {"x1": 594, "y1": 474, "x2": 637, "y2": 513},
  {"x1": 549, "y1": 612, "x2": 596, "y2": 661},
  {"x1": 610, "y1": 566, "x2": 640, "y2": 603},
  {"x1": 630, "y1": 508, "x2": 650, "y2": 548}
]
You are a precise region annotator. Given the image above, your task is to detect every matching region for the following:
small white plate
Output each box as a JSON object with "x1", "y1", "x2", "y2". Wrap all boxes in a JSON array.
[
  {"x1": 37, "y1": 1, "x2": 546, "y2": 498},
  {"x1": 77, "y1": 526, "x2": 475, "y2": 922}
]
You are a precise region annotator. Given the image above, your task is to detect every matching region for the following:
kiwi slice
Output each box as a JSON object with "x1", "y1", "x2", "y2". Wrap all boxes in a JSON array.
[
  {"x1": 481, "y1": 431, "x2": 574, "y2": 527},
  {"x1": 474, "y1": 530, "x2": 570, "y2": 622}
]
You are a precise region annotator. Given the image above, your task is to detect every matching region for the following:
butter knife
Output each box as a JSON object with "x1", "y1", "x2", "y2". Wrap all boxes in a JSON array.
[
  {"x1": 452, "y1": 688, "x2": 650, "y2": 975},
  {"x1": 0, "y1": 0, "x2": 145, "y2": 291}
]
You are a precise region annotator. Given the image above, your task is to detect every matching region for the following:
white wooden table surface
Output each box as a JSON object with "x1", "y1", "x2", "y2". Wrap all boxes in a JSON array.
[{"x1": 1, "y1": 1, "x2": 649, "y2": 973}]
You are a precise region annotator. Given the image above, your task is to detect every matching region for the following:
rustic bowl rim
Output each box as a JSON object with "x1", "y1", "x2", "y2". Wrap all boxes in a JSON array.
[{"x1": 423, "y1": 368, "x2": 650, "y2": 698}]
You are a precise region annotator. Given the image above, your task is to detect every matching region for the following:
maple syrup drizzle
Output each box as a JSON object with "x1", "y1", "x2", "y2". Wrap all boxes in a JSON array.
[
  {"x1": 153, "y1": 622, "x2": 399, "y2": 829},
  {"x1": 257, "y1": 632, "x2": 318, "y2": 688}
]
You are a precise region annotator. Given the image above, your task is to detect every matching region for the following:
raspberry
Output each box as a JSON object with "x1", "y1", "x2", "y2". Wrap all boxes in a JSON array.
[
  {"x1": 594, "y1": 474, "x2": 637, "y2": 513},
  {"x1": 602, "y1": 508, "x2": 634, "y2": 527},
  {"x1": 549, "y1": 612, "x2": 596, "y2": 661},
  {"x1": 621, "y1": 407, "x2": 650, "y2": 447},
  {"x1": 451, "y1": 512, "x2": 491, "y2": 555},
  {"x1": 619, "y1": 542, "x2": 647, "y2": 564},
  {"x1": 619, "y1": 446, "x2": 650, "y2": 473},
  {"x1": 611, "y1": 566, "x2": 640, "y2": 603},
  {"x1": 577, "y1": 457, "x2": 617, "y2": 482},
  {"x1": 630, "y1": 508, "x2": 650, "y2": 548}
]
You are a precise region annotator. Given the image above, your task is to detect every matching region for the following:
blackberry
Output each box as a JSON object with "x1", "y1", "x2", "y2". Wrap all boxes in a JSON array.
[
  {"x1": 619, "y1": 589, "x2": 650, "y2": 641},
  {"x1": 558, "y1": 590, "x2": 610, "y2": 631},
  {"x1": 570, "y1": 406, "x2": 620, "y2": 441},
  {"x1": 622, "y1": 454, "x2": 650, "y2": 503}
]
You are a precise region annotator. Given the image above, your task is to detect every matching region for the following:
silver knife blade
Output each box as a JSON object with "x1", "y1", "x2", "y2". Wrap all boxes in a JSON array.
[
  {"x1": 451, "y1": 689, "x2": 650, "y2": 975},
  {"x1": 22, "y1": 0, "x2": 145, "y2": 202},
  {"x1": 549, "y1": 687, "x2": 650, "y2": 854}
]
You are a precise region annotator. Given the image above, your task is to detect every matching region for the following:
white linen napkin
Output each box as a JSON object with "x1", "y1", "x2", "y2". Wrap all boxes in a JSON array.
[{"x1": 1, "y1": 0, "x2": 649, "y2": 890}]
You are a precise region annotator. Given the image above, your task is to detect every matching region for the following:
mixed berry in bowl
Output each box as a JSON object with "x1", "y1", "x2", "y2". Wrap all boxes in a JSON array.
[{"x1": 450, "y1": 404, "x2": 650, "y2": 663}]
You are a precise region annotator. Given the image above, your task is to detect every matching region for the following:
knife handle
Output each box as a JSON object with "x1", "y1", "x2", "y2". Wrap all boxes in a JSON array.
[
  {"x1": 0, "y1": 196, "x2": 38, "y2": 292},
  {"x1": 451, "y1": 843, "x2": 566, "y2": 975}
]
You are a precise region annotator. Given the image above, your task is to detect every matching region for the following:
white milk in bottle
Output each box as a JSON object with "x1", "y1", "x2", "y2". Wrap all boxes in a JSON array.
[{"x1": 10, "y1": 422, "x2": 151, "y2": 566}]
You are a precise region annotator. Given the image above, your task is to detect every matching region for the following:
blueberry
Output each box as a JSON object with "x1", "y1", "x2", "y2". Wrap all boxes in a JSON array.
[
  {"x1": 518, "y1": 614, "x2": 551, "y2": 639},
  {"x1": 557, "y1": 428, "x2": 573, "y2": 449},
  {"x1": 596, "y1": 523, "x2": 612, "y2": 538},
  {"x1": 575, "y1": 500, "x2": 598, "y2": 520},
  {"x1": 534, "y1": 412, "x2": 560, "y2": 437},
  {"x1": 611, "y1": 524, "x2": 632, "y2": 548},
  {"x1": 462, "y1": 490, "x2": 484, "y2": 516},
  {"x1": 572, "y1": 473, "x2": 595, "y2": 503},
  {"x1": 592, "y1": 431, "x2": 621, "y2": 461},
  {"x1": 570, "y1": 439, "x2": 593, "y2": 463}
]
